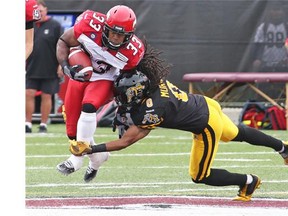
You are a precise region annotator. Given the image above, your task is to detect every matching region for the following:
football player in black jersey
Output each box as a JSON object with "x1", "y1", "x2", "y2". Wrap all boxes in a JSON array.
[{"x1": 70, "y1": 42, "x2": 288, "y2": 202}]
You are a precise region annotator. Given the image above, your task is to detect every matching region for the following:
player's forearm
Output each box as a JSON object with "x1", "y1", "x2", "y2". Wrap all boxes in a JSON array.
[
  {"x1": 90, "y1": 126, "x2": 150, "y2": 153},
  {"x1": 56, "y1": 39, "x2": 70, "y2": 67},
  {"x1": 91, "y1": 139, "x2": 133, "y2": 153}
]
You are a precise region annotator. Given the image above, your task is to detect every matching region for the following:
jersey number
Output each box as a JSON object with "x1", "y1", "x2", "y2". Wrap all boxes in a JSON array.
[
  {"x1": 89, "y1": 13, "x2": 105, "y2": 32},
  {"x1": 126, "y1": 36, "x2": 142, "y2": 56},
  {"x1": 166, "y1": 81, "x2": 188, "y2": 102}
]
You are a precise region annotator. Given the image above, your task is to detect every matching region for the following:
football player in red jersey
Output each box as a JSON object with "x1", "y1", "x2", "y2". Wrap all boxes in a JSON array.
[
  {"x1": 69, "y1": 44, "x2": 288, "y2": 202},
  {"x1": 56, "y1": 5, "x2": 145, "y2": 182},
  {"x1": 25, "y1": 0, "x2": 41, "y2": 60}
]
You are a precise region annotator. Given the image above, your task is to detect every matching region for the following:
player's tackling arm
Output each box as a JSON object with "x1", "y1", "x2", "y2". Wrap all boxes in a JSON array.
[
  {"x1": 70, "y1": 125, "x2": 150, "y2": 156},
  {"x1": 70, "y1": 123, "x2": 152, "y2": 156},
  {"x1": 93, "y1": 125, "x2": 151, "y2": 152}
]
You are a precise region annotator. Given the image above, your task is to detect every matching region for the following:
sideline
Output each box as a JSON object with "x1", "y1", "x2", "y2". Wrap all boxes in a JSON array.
[
  {"x1": 26, "y1": 195, "x2": 288, "y2": 216},
  {"x1": 25, "y1": 206, "x2": 288, "y2": 216}
]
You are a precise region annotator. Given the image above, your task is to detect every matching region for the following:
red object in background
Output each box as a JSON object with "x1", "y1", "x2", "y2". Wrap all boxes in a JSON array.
[
  {"x1": 285, "y1": 38, "x2": 288, "y2": 50},
  {"x1": 266, "y1": 106, "x2": 287, "y2": 130},
  {"x1": 35, "y1": 90, "x2": 42, "y2": 96},
  {"x1": 57, "y1": 75, "x2": 69, "y2": 113}
]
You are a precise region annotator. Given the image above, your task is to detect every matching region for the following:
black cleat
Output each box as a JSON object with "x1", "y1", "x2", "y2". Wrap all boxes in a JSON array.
[
  {"x1": 279, "y1": 141, "x2": 288, "y2": 165},
  {"x1": 84, "y1": 166, "x2": 98, "y2": 183},
  {"x1": 26, "y1": 125, "x2": 32, "y2": 133},
  {"x1": 233, "y1": 174, "x2": 261, "y2": 201},
  {"x1": 56, "y1": 160, "x2": 75, "y2": 175}
]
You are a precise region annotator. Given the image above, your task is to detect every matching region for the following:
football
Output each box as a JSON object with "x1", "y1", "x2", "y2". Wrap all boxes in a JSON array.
[{"x1": 68, "y1": 48, "x2": 93, "y2": 81}]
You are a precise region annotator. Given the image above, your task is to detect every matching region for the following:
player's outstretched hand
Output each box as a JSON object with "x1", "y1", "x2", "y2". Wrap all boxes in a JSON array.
[{"x1": 69, "y1": 140, "x2": 92, "y2": 156}]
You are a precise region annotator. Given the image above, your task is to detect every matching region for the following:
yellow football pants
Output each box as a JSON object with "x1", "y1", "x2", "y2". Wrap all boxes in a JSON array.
[{"x1": 189, "y1": 96, "x2": 239, "y2": 181}]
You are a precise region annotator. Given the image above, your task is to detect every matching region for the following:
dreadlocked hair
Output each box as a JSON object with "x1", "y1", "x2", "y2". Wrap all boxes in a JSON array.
[{"x1": 137, "y1": 38, "x2": 171, "y2": 91}]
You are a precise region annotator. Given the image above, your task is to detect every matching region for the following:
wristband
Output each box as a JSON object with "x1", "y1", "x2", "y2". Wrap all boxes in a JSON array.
[{"x1": 91, "y1": 143, "x2": 107, "y2": 153}]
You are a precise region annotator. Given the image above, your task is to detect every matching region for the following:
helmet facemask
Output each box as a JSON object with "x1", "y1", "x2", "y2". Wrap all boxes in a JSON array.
[{"x1": 102, "y1": 24, "x2": 133, "y2": 50}]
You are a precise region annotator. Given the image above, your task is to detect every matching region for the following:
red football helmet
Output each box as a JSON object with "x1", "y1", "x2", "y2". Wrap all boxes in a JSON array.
[{"x1": 102, "y1": 5, "x2": 137, "y2": 50}]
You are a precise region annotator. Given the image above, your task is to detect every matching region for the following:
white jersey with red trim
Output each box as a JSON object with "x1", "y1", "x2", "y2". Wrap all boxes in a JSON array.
[{"x1": 73, "y1": 10, "x2": 145, "y2": 82}]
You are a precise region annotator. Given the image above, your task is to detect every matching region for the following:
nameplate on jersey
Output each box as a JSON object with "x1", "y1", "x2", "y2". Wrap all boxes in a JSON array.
[{"x1": 116, "y1": 52, "x2": 128, "y2": 63}]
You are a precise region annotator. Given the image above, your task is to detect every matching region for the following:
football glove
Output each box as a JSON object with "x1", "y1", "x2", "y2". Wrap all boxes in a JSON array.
[
  {"x1": 61, "y1": 60, "x2": 84, "y2": 81},
  {"x1": 63, "y1": 64, "x2": 85, "y2": 81},
  {"x1": 69, "y1": 140, "x2": 92, "y2": 156},
  {"x1": 112, "y1": 113, "x2": 129, "y2": 139}
]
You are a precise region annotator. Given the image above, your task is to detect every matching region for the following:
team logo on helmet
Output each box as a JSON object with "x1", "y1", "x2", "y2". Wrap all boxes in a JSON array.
[
  {"x1": 114, "y1": 71, "x2": 150, "y2": 107},
  {"x1": 126, "y1": 83, "x2": 145, "y2": 104},
  {"x1": 114, "y1": 26, "x2": 124, "y2": 32}
]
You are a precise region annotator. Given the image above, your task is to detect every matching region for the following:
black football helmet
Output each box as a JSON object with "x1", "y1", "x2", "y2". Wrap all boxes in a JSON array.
[{"x1": 114, "y1": 71, "x2": 150, "y2": 108}]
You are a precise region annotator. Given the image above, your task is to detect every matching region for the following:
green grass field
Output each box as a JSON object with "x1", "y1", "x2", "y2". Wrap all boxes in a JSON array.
[{"x1": 26, "y1": 124, "x2": 288, "y2": 199}]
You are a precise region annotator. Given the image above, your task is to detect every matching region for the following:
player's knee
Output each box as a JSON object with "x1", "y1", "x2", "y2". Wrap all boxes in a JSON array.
[
  {"x1": 82, "y1": 103, "x2": 97, "y2": 113},
  {"x1": 232, "y1": 124, "x2": 246, "y2": 141}
]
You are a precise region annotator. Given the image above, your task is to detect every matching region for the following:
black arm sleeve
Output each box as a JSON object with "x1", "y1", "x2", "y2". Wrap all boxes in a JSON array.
[{"x1": 26, "y1": 21, "x2": 34, "y2": 30}]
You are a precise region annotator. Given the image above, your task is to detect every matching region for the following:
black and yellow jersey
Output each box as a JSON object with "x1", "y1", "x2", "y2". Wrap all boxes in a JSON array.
[{"x1": 123, "y1": 79, "x2": 209, "y2": 134}]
